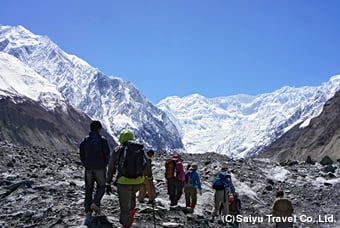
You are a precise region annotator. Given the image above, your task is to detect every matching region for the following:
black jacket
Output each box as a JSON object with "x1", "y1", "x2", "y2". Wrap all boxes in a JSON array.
[{"x1": 79, "y1": 132, "x2": 110, "y2": 170}]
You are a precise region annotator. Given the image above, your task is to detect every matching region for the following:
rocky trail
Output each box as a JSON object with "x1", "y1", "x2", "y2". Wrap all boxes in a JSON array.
[{"x1": 0, "y1": 141, "x2": 339, "y2": 227}]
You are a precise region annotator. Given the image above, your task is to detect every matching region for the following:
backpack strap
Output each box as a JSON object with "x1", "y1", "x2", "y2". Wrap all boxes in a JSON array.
[{"x1": 116, "y1": 144, "x2": 125, "y2": 176}]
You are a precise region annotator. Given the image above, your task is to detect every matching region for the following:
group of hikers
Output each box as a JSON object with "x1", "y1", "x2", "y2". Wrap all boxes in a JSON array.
[{"x1": 79, "y1": 121, "x2": 294, "y2": 228}]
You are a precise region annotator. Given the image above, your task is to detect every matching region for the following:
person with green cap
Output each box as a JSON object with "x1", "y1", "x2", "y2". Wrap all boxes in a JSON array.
[{"x1": 106, "y1": 129, "x2": 146, "y2": 228}]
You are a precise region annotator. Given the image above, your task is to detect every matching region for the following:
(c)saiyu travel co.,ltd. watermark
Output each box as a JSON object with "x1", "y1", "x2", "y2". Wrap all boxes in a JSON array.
[{"x1": 221, "y1": 214, "x2": 336, "y2": 225}]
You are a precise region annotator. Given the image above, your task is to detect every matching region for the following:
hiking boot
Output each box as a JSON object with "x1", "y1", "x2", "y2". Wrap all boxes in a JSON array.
[
  {"x1": 85, "y1": 210, "x2": 92, "y2": 217},
  {"x1": 90, "y1": 203, "x2": 101, "y2": 215}
]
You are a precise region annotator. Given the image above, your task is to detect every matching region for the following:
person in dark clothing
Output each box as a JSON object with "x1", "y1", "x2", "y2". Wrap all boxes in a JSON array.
[
  {"x1": 228, "y1": 192, "x2": 242, "y2": 228},
  {"x1": 166, "y1": 154, "x2": 186, "y2": 207},
  {"x1": 138, "y1": 150, "x2": 156, "y2": 204},
  {"x1": 79, "y1": 120, "x2": 110, "y2": 216},
  {"x1": 272, "y1": 191, "x2": 294, "y2": 228}
]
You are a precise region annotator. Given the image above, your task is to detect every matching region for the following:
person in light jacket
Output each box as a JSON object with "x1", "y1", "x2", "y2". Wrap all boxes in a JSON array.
[{"x1": 106, "y1": 129, "x2": 145, "y2": 228}]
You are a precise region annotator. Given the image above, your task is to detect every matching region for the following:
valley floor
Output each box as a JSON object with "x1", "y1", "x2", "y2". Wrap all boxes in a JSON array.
[{"x1": 0, "y1": 142, "x2": 339, "y2": 227}]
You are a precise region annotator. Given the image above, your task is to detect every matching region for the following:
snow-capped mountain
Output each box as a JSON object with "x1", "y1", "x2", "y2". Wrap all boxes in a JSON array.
[
  {"x1": 259, "y1": 89, "x2": 340, "y2": 161},
  {"x1": 158, "y1": 75, "x2": 340, "y2": 158},
  {"x1": 0, "y1": 52, "x2": 117, "y2": 151},
  {"x1": 0, "y1": 25, "x2": 183, "y2": 151},
  {"x1": 0, "y1": 52, "x2": 66, "y2": 111}
]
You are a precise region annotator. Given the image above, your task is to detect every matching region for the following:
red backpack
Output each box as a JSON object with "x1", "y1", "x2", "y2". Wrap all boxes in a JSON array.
[
  {"x1": 229, "y1": 195, "x2": 240, "y2": 215},
  {"x1": 165, "y1": 159, "x2": 177, "y2": 179}
]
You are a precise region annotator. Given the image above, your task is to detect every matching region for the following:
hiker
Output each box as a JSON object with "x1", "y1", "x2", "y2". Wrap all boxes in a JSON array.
[
  {"x1": 272, "y1": 190, "x2": 294, "y2": 228},
  {"x1": 106, "y1": 129, "x2": 146, "y2": 228},
  {"x1": 165, "y1": 154, "x2": 186, "y2": 207},
  {"x1": 138, "y1": 149, "x2": 156, "y2": 204},
  {"x1": 184, "y1": 164, "x2": 202, "y2": 211},
  {"x1": 79, "y1": 120, "x2": 110, "y2": 216},
  {"x1": 228, "y1": 192, "x2": 242, "y2": 227},
  {"x1": 211, "y1": 167, "x2": 235, "y2": 222}
]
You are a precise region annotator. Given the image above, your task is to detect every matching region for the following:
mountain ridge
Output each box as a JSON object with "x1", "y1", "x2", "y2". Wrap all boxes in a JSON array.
[
  {"x1": 0, "y1": 25, "x2": 183, "y2": 152},
  {"x1": 158, "y1": 75, "x2": 340, "y2": 158},
  {"x1": 0, "y1": 51, "x2": 116, "y2": 151},
  {"x1": 259, "y1": 90, "x2": 340, "y2": 161},
  {"x1": 1, "y1": 24, "x2": 339, "y2": 159}
]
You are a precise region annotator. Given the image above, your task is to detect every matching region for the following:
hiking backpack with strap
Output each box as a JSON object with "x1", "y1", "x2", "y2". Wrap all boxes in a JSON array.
[
  {"x1": 165, "y1": 159, "x2": 178, "y2": 179},
  {"x1": 212, "y1": 172, "x2": 230, "y2": 190},
  {"x1": 118, "y1": 141, "x2": 146, "y2": 178}
]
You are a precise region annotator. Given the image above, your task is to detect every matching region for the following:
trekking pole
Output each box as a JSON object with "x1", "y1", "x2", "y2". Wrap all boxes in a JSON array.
[{"x1": 152, "y1": 201, "x2": 156, "y2": 228}]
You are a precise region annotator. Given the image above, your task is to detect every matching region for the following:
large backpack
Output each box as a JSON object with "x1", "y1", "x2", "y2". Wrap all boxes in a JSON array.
[
  {"x1": 212, "y1": 172, "x2": 230, "y2": 190},
  {"x1": 165, "y1": 159, "x2": 178, "y2": 179},
  {"x1": 229, "y1": 195, "x2": 240, "y2": 215},
  {"x1": 118, "y1": 141, "x2": 146, "y2": 178}
]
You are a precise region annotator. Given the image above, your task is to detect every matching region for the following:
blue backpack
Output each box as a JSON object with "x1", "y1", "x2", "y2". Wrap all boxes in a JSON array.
[
  {"x1": 185, "y1": 170, "x2": 194, "y2": 185},
  {"x1": 212, "y1": 172, "x2": 230, "y2": 190}
]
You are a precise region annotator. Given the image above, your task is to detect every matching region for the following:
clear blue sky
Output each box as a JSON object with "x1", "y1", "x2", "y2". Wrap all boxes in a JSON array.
[{"x1": 2, "y1": 0, "x2": 340, "y2": 103}]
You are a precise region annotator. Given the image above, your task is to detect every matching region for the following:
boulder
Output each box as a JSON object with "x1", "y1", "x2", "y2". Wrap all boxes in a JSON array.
[{"x1": 320, "y1": 156, "x2": 333, "y2": 166}]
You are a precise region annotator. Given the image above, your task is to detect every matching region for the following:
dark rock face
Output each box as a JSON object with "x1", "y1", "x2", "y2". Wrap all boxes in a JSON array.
[
  {"x1": 1, "y1": 143, "x2": 339, "y2": 227},
  {"x1": 0, "y1": 96, "x2": 116, "y2": 151},
  {"x1": 259, "y1": 90, "x2": 340, "y2": 162},
  {"x1": 320, "y1": 156, "x2": 334, "y2": 166}
]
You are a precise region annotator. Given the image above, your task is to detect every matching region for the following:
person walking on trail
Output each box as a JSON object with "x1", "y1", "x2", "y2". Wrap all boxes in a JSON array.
[
  {"x1": 184, "y1": 164, "x2": 202, "y2": 211},
  {"x1": 138, "y1": 149, "x2": 156, "y2": 204},
  {"x1": 272, "y1": 190, "x2": 294, "y2": 228},
  {"x1": 211, "y1": 167, "x2": 235, "y2": 222},
  {"x1": 79, "y1": 120, "x2": 110, "y2": 216},
  {"x1": 228, "y1": 192, "x2": 242, "y2": 228},
  {"x1": 165, "y1": 154, "x2": 186, "y2": 208},
  {"x1": 106, "y1": 129, "x2": 146, "y2": 228}
]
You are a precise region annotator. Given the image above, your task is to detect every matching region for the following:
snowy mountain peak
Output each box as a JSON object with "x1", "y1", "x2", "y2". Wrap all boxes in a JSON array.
[
  {"x1": 0, "y1": 52, "x2": 67, "y2": 111},
  {"x1": 1, "y1": 24, "x2": 339, "y2": 158},
  {"x1": 158, "y1": 75, "x2": 340, "y2": 158},
  {"x1": 0, "y1": 25, "x2": 47, "y2": 48},
  {"x1": 0, "y1": 25, "x2": 183, "y2": 151}
]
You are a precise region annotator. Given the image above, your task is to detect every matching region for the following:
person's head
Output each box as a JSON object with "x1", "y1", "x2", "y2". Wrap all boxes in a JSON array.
[
  {"x1": 119, "y1": 129, "x2": 134, "y2": 144},
  {"x1": 276, "y1": 190, "x2": 284, "y2": 198},
  {"x1": 90, "y1": 121, "x2": 102, "y2": 132},
  {"x1": 191, "y1": 164, "x2": 198, "y2": 170},
  {"x1": 146, "y1": 150, "x2": 154, "y2": 157},
  {"x1": 173, "y1": 154, "x2": 182, "y2": 160}
]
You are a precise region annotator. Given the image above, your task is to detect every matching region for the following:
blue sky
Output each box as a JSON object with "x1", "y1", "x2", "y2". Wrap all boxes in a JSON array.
[{"x1": 2, "y1": 0, "x2": 340, "y2": 103}]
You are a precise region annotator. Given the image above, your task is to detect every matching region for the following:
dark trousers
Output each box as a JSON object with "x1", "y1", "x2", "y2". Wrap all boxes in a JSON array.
[
  {"x1": 184, "y1": 187, "x2": 197, "y2": 208},
  {"x1": 167, "y1": 178, "x2": 183, "y2": 206},
  {"x1": 117, "y1": 184, "x2": 141, "y2": 227},
  {"x1": 84, "y1": 169, "x2": 106, "y2": 213}
]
